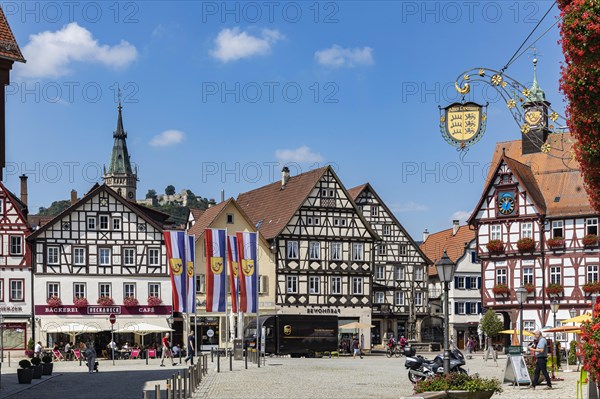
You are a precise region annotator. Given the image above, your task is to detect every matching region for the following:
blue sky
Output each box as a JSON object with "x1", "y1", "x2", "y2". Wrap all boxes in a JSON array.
[{"x1": 4, "y1": 1, "x2": 565, "y2": 239}]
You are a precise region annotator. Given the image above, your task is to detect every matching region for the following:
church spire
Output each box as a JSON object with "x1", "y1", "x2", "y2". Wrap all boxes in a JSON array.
[{"x1": 525, "y1": 57, "x2": 546, "y2": 104}]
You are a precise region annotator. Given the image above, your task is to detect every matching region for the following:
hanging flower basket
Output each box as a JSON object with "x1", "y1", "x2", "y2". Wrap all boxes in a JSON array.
[
  {"x1": 46, "y1": 296, "x2": 62, "y2": 307},
  {"x1": 583, "y1": 282, "x2": 600, "y2": 295},
  {"x1": 97, "y1": 296, "x2": 115, "y2": 306},
  {"x1": 492, "y1": 284, "x2": 510, "y2": 296},
  {"x1": 486, "y1": 240, "x2": 504, "y2": 254},
  {"x1": 147, "y1": 296, "x2": 163, "y2": 306},
  {"x1": 73, "y1": 296, "x2": 89, "y2": 308},
  {"x1": 583, "y1": 234, "x2": 599, "y2": 247},
  {"x1": 547, "y1": 237, "x2": 566, "y2": 249},
  {"x1": 517, "y1": 238, "x2": 536, "y2": 252},
  {"x1": 123, "y1": 296, "x2": 139, "y2": 307},
  {"x1": 546, "y1": 283, "x2": 564, "y2": 297},
  {"x1": 524, "y1": 283, "x2": 536, "y2": 294}
]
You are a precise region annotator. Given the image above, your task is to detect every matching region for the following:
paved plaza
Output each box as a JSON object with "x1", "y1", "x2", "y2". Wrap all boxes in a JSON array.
[{"x1": 0, "y1": 352, "x2": 585, "y2": 399}]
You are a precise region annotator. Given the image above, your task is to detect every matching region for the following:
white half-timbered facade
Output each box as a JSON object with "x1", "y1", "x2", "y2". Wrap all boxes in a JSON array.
[
  {"x1": 349, "y1": 183, "x2": 430, "y2": 344},
  {"x1": 27, "y1": 184, "x2": 173, "y2": 345},
  {"x1": 0, "y1": 179, "x2": 32, "y2": 352},
  {"x1": 237, "y1": 166, "x2": 379, "y2": 348}
]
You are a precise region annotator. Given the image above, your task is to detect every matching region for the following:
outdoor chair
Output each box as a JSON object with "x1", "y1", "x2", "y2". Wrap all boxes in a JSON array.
[
  {"x1": 148, "y1": 349, "x2": 156, "y2": 359},
  {"x1": 130, "y1": 349, "x2": 141, "y2": 359},
  {"x1": 73, "y1": 349, "x2": 82, "y2": 361},
  {"x1": 52, "y1": 349, "x2": 64, "y2": 361}
]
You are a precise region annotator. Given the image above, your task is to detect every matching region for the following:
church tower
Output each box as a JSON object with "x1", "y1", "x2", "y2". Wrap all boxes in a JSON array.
[
  {"x1": 521, "y1": 58, "x2": 551, "y2": 155},
  {"x1": 103, "y1": 103, "x2": 138, "y2": 200}
]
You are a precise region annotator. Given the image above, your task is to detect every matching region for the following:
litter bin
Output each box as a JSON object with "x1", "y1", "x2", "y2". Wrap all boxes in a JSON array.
[{"x1": 234, "y1": 339, "x2": 243, "y2": 360}]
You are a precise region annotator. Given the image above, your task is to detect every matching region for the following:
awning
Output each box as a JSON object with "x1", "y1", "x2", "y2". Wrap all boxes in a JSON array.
[{"x1": 40, "y1": 317, "x2": 172, "y2": 333}]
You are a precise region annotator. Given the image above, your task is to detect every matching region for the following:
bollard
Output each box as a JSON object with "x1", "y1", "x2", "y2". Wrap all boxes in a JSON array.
[
  {"x1": 171, "y1": 375, "x2": 176, "y2": 399},
  {"x1": 217, "y1": 349, "x2": 220, "y2": 373},
  {"x1": 183, "y1": 369, "x2": 188, "y2": 399},
  {"x1": 188, "y1": 367, "x2": 194, "y2": 396},
  {"x1": 8, "y1": 352, "x2": 10, "y2": 367},
  {"x1": 143, "y1": 390, "x2": 150, "y2": 399},
  {"x1": 178, "y1": 373, "x2": 182, "y2": 399},
  {"x1": 146, "y1": 349, "x2": 148, "y2": 365},
  {"x1": 166, "y1": 379, "x2": 172, "y2": 399},
  {"x1": 245, "y1": 347, "x2": 248, "y2": 369},
  {"x1": 229, "y1": 349, "x2": 232, "y2": 371},
  {"x1": 155, "y1": 384, "x2": 161, "y2": 399},
  {"x1": 210, "y1": 348, "x2": 214, "y2": 363},
  {"x1": 179, "y1": 349, "x2": 182, "y2": 365}
]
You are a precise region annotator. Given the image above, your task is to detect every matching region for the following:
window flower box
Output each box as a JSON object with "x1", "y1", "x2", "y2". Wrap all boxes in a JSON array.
[
  {"x1": 492, "y1": 284, "x2": 510, "y2": 296},
  {"x1": 46, "y1": 295, "x2": 62, "y2": 307},
  {"x1": 583, "y1": 282, "x2": 600, "y2": 295},
  {"x1": 583, "y1": 234, "x2": 599, "y2": 247},
  {"x1": 517, "y1": 238, "x2": 536, "y2": 252},
  {"x1": 486, "y1": 240, "x2": 504, "y2": 254},
  {"x1": 123, "y1": 296, "x2": 139, "y2": 307},
  {"x1": 147, "y1": 296, "x2": 162, "y2": 306},
  {"x1": 73, "y1": 296, "x2": 89, "y2": 308},
  {"x1": 547, "y1": 237, "x2": 566, "y2": 249},
  {"x1": 524, "y1": 283, "x2": 536, "y2": 295},
  {"x1": 546, "y1": 283, "x2": 564, "y2": 297},
  {"x1": 97, "y1": 296, "x2": 114, "y2": 306}
]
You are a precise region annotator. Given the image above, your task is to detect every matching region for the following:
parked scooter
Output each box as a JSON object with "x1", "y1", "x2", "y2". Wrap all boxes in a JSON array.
[{"x1": 404, "y1": 347, "x2": 467, "y2": 383}]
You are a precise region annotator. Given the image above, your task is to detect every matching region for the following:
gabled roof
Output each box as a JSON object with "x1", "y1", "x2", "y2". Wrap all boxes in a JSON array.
[
  {"x1": 0, "y1": 7, "x2": 25, "y2": 63},
  {"x1": 348, "y1": 182, "x2": 431, "y2": 265},
  {"x1": 470, "y1": 134, "x2": 593, "y2": 221},
  {"x1": 419, "y1": 225, "x2": 475, "y2": 277},
  {"x1": 189, "y1": 208, "x2": 206, "y2": 223},
  {"x1": 0, "y1": 181, "x2": 29, "y2": 226},
  {"x1": 237, "y1": 166, "x2": 378, "y2": 240},
  {"x1": 187, "y1": 199, "x2": 232, "y2": 238},
  {"x1": 27, "y1": 184, "x2": 168, "y2": 240}
]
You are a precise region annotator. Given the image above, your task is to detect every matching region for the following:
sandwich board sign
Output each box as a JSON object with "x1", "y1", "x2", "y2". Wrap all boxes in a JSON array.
[{"x1": 503, "y1": 353, "x2": 531, "y2": 386}]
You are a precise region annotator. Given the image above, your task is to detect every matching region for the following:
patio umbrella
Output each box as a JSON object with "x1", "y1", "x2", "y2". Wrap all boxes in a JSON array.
[
  {"x1": 562, "y1": 313, "x2": 592, "y2": 324},
  {"x1": 499, "y1": 329, "x2": 535, "y2": 336},
  {"x1": 42, "y1": 322, "x2": 104, "y2": 344},
  {"x1": 339, "y1": 322, "x2": 375, "y2": 330},
  {"x1": 115, "y1": 322, "x2": 174, "y2": 348},
  {"x1": 543, "y1": 325, "x2": 582, "y2": 334}
]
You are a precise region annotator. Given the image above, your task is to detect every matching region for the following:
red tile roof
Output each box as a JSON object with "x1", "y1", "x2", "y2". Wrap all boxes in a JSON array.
[
  {"x1": 189, "y1": 208, "x2": 206, "y2": 223},
  {"x1": 0, "y1": 7, "x2": 25, "y2": 63},
  {"x1": 187, "y1": 199, "x2": 232, "y2": 238},
  {"x1": 419, "y1": 225, "x2": 475, "y2": 276},
  {"x1": 347, "y1": 183, "x2": 368, "y2": 200}
]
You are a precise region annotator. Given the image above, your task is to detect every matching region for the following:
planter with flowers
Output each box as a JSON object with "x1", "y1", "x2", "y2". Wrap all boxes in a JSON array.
[
  {"x1": 492, "y1": 284, "x2": 510, "y2": 297},
  {"x1": 546, "y1": 283, "x2": 564, "y2": 297},
  {"x1": 123, "y1": 296, "x2": 139, "y2": 307},
  {"x1": 74, "y1": 296, "x2": 89, "y2": 308},
  {"x1": 30, "y1": 357, "x2": 43, "y2": 379},
  {"x1": 46, "y1": 295, "x2": 62, "y2": 307},
  {"x1": 147, "y1": 295, "x2": 163, "y2": 306},
  {"x1": 97, "y1": 296, "x2": 115, "y2": 306},
  {"x1": 580, "y1": 295, "x2": 600, "y2": 395},
  {"x1": 547, "y1": 237, "x2": 566, "y2": 250},
  {"x1": 486, "y1": 240, "x2": 504, "y2": 255},
  {"x1": 524, "y1": 283, "x2": 536, "y2": 296},
  {"x1": 17, "y1": 359, "x2": 33, "y2": 384},
  {"x1": 583, "y1": 282, "x2": 600, "y2": 296},
  {"x1": 517, "y1": 238, "x2": 536, "y2": 252},
  {"x1": 583, "y1": 234, "x2": 599, "y2": 247}
]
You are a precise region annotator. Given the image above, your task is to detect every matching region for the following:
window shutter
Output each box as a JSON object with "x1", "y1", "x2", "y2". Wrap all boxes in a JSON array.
[
  {"x1": 478, "y1": 277, "x2": 482, "y2": 289},
  {"x1": 477, "y1": 302, "x2": 482, "y2": 314},
  {"x1": 471, "y1": 251, "x2": 476, "y2": 263},
  {"x1": 454, "y1": 276, "x2": 459, "y2": 288},
  {"x1": 454, "y1": 302, "x2": 459, "y2": 314},
  {"x1": 466, "y1": 278, "x2": 471, "y2": 289}
]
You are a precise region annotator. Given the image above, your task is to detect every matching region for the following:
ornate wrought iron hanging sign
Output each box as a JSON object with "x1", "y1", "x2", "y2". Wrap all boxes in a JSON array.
[{"x1": 439, "y1": 101, "x2": 488, "y2": 150}]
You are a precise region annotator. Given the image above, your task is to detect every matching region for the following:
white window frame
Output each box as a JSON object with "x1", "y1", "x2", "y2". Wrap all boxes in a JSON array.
[
  {"x1": 552, "y1": 220, "x2": 564, "y2": 238},
  {"x1": 352, "y1": 277, "x2": 363, "y2": 295},
  {"x1": 378, "y1": 244, "x2": 386, "y2": 255},
  {"x1": 470, "y1": 277, "x2": 478, "y2": 289},
  {"x1": 523, "y1": 267, "x2": 534, "y2": 285},
  {"x1": 148, "y1": 248, "x2": 160, "y2": 266},
  {"x1": 456, "y1": 277, "x2": 465, "y2": 289},
  {"x1": 99, "y1": 215, "x2": 109, "y2": 230},
  {"x1": 550, "y1": 266, "x2": 562, "y2": 285},
  {"x1": 374, "y1": 291, "x2": 384, "y2": 304},
  {"x1": 73, "y1": 247, "x2": 86, "y2": 265},
  {"x1": 383, "y1": 225, "x2": 391, "y2": 236},
  {"x1": 587, "y1": 218, "x2": 599, "y2": 236},
  {"x1": 99, "y1": 283, "x2": 111, "y2": 298},
  {"x1": 74, "y1": 283, "x2": 86, "y2": 299},
  {"x1": 9, "y1": 236, "x2": 23, "y2": 256},
  {"x1": 87, "y1": 217, "x2": 96, "y2": 230},
  {"x1": 309, "y1": 242, "x2": 320, "y2": 260},
  {"x1": 395, "y1": 265, "x2": 405, "y2": 280},
  {"x1": 149, "y1": 283, "x2": 160, "y2": 298},
  {"x1": 123, "y1": 248, "x2": 135, "y2": 266},
  {"x1": 457, "y1": 302, "x2": 465, "y2": 314},
  {"x1": 375, "y1": 265, "x2": 385, "y2": 280},
  {"x1": 287, "y1": 241, "x2": 299, "y2": 259},
  {"x1": 524, "y1": 320, "x2": 535, "y2": 341},
  {"x1": 112, "y1": 217, "x2": 121, "y2": 231},
  {"x1": 286, "y1": 275, "x2": 298, "y2": 294},
  {"x1": 395, "y1": 291, "x2": 404, "y2": 305},
  {"x1": 330, "y1": 242, "x2": 342, "y2": 261},
  {"x1": 124, "y1": 283, "x2": 136, "y2": 298},
  {"x1": 47, "y1": 282, "x2": 59, "y2": 299},
  {"x1": 399, "y1": 244, "x2": 407, "y2": 256},
  {"x1": 9, "y1": 280, "x2": 23, "y2": 301},
  {"x1": 352, "y1": 243, "x2": 364, "y2": 261},
  {"x1": 490, "y1": 225, "x2": 502, "y2": 240},
  {"x1": 371, "y1": 205, "x2": 378, "y2": 216},
  {"x1": 496, "y1": 268, "x2": 507, "y2": 285},
  {"x1": 587, "y1": 265, "x2": 599, "y2": 283},
  {"x1": 47, "y1": 246, "x2": 59, "y2": 265},
  {"x1": 414, "y1": 292, "x2": 423, "y2": 306},
  {"x1": 470, "y1": 302, "x2": 477, "y2": 314},
  {"x1": 331, "y1": 276, "x2": 341, "y2": 295},
  {"x1": 522, "y1": 222, "x2": 533, "y2": 239},
  {"x1": 99, "y1": 248, "x2": 111, "y2": 266},
  {"x1": 309, "y1": 276, "x2": 320, "y2": 294},
  {"x1": 414, "y1": 266, "x2": 424, "y2": 281}
]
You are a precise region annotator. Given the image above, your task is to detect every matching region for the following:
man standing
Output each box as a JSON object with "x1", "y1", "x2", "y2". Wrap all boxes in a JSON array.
[
  {"x1": 185, "y1": 331, "x2": 195, "y2": 365},
  {"x1": 34, "y1": 341, "x2": 42, "y2": 358},
  {"x1": 529, "y1": 330, "x2": 552, "y2": 390},
  {"x1": 84, "y1": 342, "x2": 97, "y2": 373},
  {"x1": 160, "y1": 332, "x2": 176, "y2": 367}
]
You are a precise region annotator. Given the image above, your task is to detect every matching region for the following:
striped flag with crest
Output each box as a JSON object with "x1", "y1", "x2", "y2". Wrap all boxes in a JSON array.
[
  {"x1": 185, "y1": 234, "x2": 196, "y2": 313},
  {"x1": 205, "y1": 228, "x2": 226, "y2": 312},
  {"x1": 164, "y1": 231, "x2": 187, "y2": 312},
  {"x1": 227, "y1": 235, "x2": 239, "y2": 313},
  {"x1": 236, "y1": 231, "x2": 258, "y2": 313}
]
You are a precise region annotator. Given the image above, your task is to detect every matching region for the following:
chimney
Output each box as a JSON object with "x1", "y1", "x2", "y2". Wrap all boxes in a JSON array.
[
  {"x1": 423, "y1": 229, "x2": 429, "y2": 242},
  {"x1": 281, "y1": 166, "x2": 290, "y2": 189},
  {"x1": 70, "y1": 189, "x2": 78, "y2": 205},
  {"x1": 452, "y1": 220, "x2": 460, "y2": 236},
  {"x1": 221, "y1": 189, "x2": 225, "y2": 203},
  {"x1": 19, "y1": 174, "x2": 28, "y2": 206}
]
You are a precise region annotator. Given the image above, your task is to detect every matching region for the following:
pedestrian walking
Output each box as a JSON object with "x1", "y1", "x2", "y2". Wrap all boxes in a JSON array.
[
  {"x1": 185, "y1": 331, "x2": 195, "y2": 365},
  {"x1": 160, "y1": 332, "x2": 176, "y2": 367},
  {"x1": 352, "y1": 336, "x2": 362, "y2": 359},
  {"x1": 84, "y1": 342, "x2": 97, "y2": 373},
  {"x1": 466, "y1": 337, "x2": 474, "y2": 359},
  {"x1": 529, "y1": 330, "x2": 552, "y2": 390}
]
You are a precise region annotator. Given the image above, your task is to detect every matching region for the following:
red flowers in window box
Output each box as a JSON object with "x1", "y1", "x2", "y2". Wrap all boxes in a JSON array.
[
  {"x1": 123, "y1": 296, "x2": 139, "y2": 307},
  {"x1": 46, "y1": 295, "x2": 62, "y2": 307},
  {"x1": 147, "y1": 296, "x2": 162, "y2": 306},
  {"x1": 486, "y1": 240, "x2": 504, "y2": 254},
  {"x1": 524, "y1": 283, "x2": 536, "y2": 294},
  {"x1": 97, "y1": 296, "x2": 114, "y2": 306},
  {"x1": 546, "y1": 283, "x2": 564, "y2": 296},
  {"x1": 73, "y1": 296, "x2": 89, "y2": 308},
  {"x1": 547, "y1": 237, "x2": 566, "y2": 249},
  {"x1": 492, "y1": 284, "x2": 510, "y2": 296},
  {"x1": 517, "y1": 238, "x2": 536, "y2": 252},
  {"x1": 583, "y1": 282, "x2": 600, "y2": 295},
  {"x1": 583, "y1": 234, "x2": 599, "y2": 247}
]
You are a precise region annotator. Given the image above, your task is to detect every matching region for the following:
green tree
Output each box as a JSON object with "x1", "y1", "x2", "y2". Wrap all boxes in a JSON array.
[
  {"x1": 38, "y1": 200, "x2": 71, "y2": 216},
  {"x1": 145, "y1": 189, "x2": 157, "y2": 199},
  {"x1": 165, "y1": 185, "x2": 175, "y2": 196},
  {"x1": 480, "y1": 309, "x2": 503, "y2": 339}
]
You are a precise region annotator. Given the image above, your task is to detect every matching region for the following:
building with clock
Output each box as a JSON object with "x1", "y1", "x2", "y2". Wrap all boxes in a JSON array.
[{"x1": 468, "y1": 69, "x2": 599, "y2": 349}]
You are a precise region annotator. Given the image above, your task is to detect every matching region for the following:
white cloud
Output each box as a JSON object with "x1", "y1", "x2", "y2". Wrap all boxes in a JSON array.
[
  {"x1": 275, "y1": 146, "x2": 324, "y2": 163},
  {"x1": 391, "y1": 202, "x2": 429, "y2": 213},
  {"x1": 209, "y1": 28, "x2": 283, "y2": 63},
  {"x1": 451, "y1": 210, "x2": 472, "y2": 224},
  {"x1": 149, "y1": 130, "x2": 185, "y2": 147},
  {"x1": 152, "y1": 24, "x2": 169, "y2": 38},
  {"x1": 314, "y1": 45, "x2": 374, "y2": 68},
  {"x1": 17, "y1": 22, "x2": 137, "y2": 79}
]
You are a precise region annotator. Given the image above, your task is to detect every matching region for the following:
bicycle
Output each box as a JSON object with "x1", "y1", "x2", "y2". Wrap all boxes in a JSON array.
[{"x1": 385, "y1": 345, "x2": 402, "y2": 358}]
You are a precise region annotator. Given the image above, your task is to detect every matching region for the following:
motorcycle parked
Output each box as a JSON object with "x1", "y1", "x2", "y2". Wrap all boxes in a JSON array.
[{"x1": 404, "y1": 347, "x2": 467, "y2": 383}]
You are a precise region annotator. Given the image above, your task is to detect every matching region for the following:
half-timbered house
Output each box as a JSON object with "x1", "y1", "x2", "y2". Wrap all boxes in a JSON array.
[
  {"x1": 469, "y1": 73, "x2": 599, "y2": 349},
  {"x1": 187, "y1": 198, "x2": 275, "y2": 349},
  {"x1": 237, "y1": 166, "x2": 379, "y2": 348},
  {"x1": 0, "y1": 177, "x2": 32, "y2": 352},
  {"x1": 348, "y1": 183, "x2": 430, "y2": 345}
]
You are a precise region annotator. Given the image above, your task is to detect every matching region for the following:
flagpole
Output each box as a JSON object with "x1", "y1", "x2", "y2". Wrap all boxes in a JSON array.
[
  {"x1": 224, "y1": 228, "x2": 229, "y2": 358},
  {"x1": 256, "y1": 233, "x2": 260, "y2": 367},
  {"x1": 192, "y1": 234, "x2": 198, "y2": 361},
  {"x1": 185, "y1": 233, "x2": 190, "y2": 359}
]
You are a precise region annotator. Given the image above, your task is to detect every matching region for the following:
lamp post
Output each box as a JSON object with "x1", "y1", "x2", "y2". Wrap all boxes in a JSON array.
[
  {"x1": 515, "y1": 287, "x2": 528, "y2": 353},
  {"x1": 551, "y1": 300, "x2": 560, "y2": 378},
  {"x1": 436, "y1": 250, "x2": 456, "y2": 375},
  {"x1": 566, "y1": 307, "x2": 577, "y2": 372}
]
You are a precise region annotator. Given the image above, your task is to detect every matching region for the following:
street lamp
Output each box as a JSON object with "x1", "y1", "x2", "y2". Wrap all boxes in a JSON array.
[
  {"x1": 551, "y1": 300, "x2": 560, "y2": 377},
  {"x1": 436, "y1": 250, "x2": 456, "y2": 375},
  {"x1": 515, "y1": 286, "x2": 528, "y2": 352},
  {"x1": 567, "y1": 307, "x2": 577, "y2": 372}
]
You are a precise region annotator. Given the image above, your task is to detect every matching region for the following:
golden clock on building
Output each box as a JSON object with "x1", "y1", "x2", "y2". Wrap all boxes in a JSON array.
[{"x1": 524, "y1": 107, "x2": 545, "y2": 128}]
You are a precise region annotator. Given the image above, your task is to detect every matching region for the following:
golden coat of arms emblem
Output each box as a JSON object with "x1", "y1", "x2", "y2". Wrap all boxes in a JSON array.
[
  {"x1": 169, "y1": 258, "x2": 183, "y2": 276},
  {"x1": 210, "y1": 257, "x2": 224, "y2": 274},
  {"x1": 241, "y1": 259, "x2": 255, "y2": 277}
]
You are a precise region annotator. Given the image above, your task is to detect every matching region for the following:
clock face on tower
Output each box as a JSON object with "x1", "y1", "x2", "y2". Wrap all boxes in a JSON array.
[
  {"x1": 497, "y1": 192, "x2": 516, "y2": 215},
  {"x1": 127, "y1": 192, "x2": 134, "y2": 199}
]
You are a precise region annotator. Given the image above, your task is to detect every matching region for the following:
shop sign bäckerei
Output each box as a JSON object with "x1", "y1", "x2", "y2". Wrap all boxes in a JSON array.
[{"x1": 34, "y1": 305, "x2": 172, "y2": 316}]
